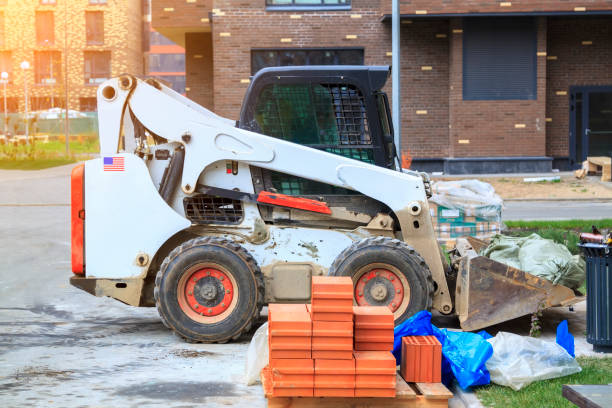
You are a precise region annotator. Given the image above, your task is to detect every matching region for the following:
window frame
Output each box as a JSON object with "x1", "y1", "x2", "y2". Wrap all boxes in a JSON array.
[
  {"x1": 85, "y1": 11, "x2": 104, "y2": 45},
  {"x1": 265, "y1": 0, "x2": 350, "y2": 11},
  {"x1": 35, "y1": 10, "x2": 55, "y2": 46},
  {"x1": 462, "y1": 17, "x2": 537, "y2": 101},
  {"x1": 34, "y1": 50, "x2": 61, "y2": 85},
  {"x1": 251, "y1": 47, "x2": 364, "y2": 75},
  {"x1": 84, "y1": 50, "x2": 111, "y2": 85}
]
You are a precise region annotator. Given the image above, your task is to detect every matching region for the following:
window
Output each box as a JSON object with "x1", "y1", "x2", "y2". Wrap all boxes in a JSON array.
[
  {"x1": 34, "y1": 51, "x2": 61, "y2": 85},
  {"x1": 148, "y1": 54, "x2": 185, "y2": 73},
  {"x1": 79, "y1": 97, "x2": 97, "y2": 112},
  {"x1": 89, "y1": 0, "x2": 107, "y2": 4},
  {"x1": 0, "y1": 12, "x2": 5, "y2": 47},
  {"x1": 40, "y1": 0, "x2": 57, "y2": 4},
  {"x1": 266, "y1": 0, "x2": 350, "y2": 9},
  {"x1": 84, "y1": 51, "x2": 110, "y2": 84},
  {"x1": 463, "y1": 18, "x2": 537, "y2": 100},
  {"x1": 150, "y1": 31, "x2": 175, "y2": 46},
  {"x1": 36, "y1": 11, "x2": 54, "y2": 45},
  {"x1": 31, "y1": 97, "x2": 64, "y2": 111},
  {"x1": 2, "y1": 98, "x2": 18, "y2": 113},
  {"x1": 251, "y1": 48, "x2": 363, "y2": 75},
  {"x1": 154, "y1": 75, "x2": 186, "y2": 94},
  {"x1": 254, "y1": 83, "x2": 371, "y2": 148},
  {"x1": 0, "y1": 51, "x2": 11, "y2": 82},
  {"x1": 85, "y1": 11, "x2": 104, "y2": 44}
]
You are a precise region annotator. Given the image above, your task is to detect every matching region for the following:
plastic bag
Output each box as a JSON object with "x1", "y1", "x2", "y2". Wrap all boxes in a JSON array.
[
  {"x1": 486, "y1": 332, "x2": 581, "y2": 391},
  {"x1": 556, "y1": 320, "x2": 575, "y2": 358},
  {"x1": 245, "y1": 322, "x2": 268, "y2": 386},
  {"x1": 430, "y1": 179, "x2": 503, "y2": 222},
  {"x1": 393, "y1": 311, "x2": 493, "y2": 389},
  {"x1": 481, "y1": 233, "x2": 586, "y2": 289}
]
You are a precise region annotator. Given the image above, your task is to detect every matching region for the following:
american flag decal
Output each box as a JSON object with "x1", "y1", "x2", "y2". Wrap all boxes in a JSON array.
[{"x1": 103, "y1": 156, "x2": 125, "y2": 172}]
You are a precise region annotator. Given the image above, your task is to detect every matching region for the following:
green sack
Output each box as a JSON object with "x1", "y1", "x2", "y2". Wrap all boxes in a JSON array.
[{"x1": 481, "y1": 233, "x2": 585, "y2": 289}]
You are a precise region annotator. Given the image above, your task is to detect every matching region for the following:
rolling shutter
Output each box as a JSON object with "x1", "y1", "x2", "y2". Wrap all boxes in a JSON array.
[{"x1": 463, "y1": 18, "x2": 537, "y2": 100}]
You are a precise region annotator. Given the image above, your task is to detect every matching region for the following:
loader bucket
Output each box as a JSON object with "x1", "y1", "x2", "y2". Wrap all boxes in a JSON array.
[{"x1": 453, "y1": 237, "x2": 583, "y2": 332}]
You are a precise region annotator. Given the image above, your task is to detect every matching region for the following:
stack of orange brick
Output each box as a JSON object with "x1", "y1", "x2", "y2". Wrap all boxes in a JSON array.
[
  {"x1": 264, "y1": 276, "x2": 397, "y2": 399},
  {"x1": 354, "y1": 351, "x2": 397, "y2": 397},
  {"x1": 310, "y1": 276, "x2": 354, "y2": 396},
  {"x1": 353, "y1": 305, "x2": 394, "y2": 351},
  {"x1": 400, "y1": 335, "x2": 442, "y2": 383},
  {"x1": 267, "y1": 303, "x2": 313, "y2": 396}
]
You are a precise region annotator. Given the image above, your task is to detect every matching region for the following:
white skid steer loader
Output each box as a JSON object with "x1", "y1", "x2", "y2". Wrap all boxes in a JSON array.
[{"x1": 70, "y1": 67, "x2": 582, "y2": 343}]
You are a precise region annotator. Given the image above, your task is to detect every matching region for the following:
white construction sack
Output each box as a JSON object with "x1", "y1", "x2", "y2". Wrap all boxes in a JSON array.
[
  {"x1": 245, "y1": 322, "x2": 268, "y2": 386},
  {"x1": 486, "y1": 332, "x2": 581, "y2": 391}
]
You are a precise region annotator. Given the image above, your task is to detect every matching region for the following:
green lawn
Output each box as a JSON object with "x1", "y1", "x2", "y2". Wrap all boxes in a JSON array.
[
  {"x1": 0, "y1": 137, "x2": 97, "y2": 169},
  {"x1": 0, "y1": 157, "x2": 76, "y2": 170},
  {"x1": 476, "y1": 357, "x2": 612, "y2": 408}
]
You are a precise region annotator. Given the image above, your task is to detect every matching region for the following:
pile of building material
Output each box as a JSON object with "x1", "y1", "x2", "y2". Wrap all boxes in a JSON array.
[
  {"x1": 575, "y1": 156, "x2": 611, "y2": 181},
  {"x1": 429, "y1": 179, "x2": 503, "y2": 249},
  {"x1": 261, "y1": 276, "x2": 453, "y2": 407}
]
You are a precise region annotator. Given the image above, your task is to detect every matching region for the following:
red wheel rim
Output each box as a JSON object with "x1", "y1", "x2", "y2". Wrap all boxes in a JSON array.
[
  {"x1": 177, "y1": 263, "x2": 238, "y2": 323},
  {"x1": 354, "y1": 267, "x2": 405, "y2": 313}
]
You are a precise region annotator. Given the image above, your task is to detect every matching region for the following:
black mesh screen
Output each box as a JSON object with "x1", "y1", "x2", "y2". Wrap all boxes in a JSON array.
[{"x1": 183, "y1": 195, "x2": 244, "y2": 224}]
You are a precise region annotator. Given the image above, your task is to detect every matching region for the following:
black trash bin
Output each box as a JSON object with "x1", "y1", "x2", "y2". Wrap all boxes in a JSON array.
[{"x1": 579, "y1": 243, "x2": 612, "y2": 353}]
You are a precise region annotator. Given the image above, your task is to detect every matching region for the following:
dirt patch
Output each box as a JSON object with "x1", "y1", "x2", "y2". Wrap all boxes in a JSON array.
[
  {"x1": 442, "y1": 176, "x2": 612, "y2": 200},
  {"x1": 170, "y1": 349, "x2": 217, "y2": 358},
  {"x1": 15, "y1": 367, "x2": 74, "y2": 379}
]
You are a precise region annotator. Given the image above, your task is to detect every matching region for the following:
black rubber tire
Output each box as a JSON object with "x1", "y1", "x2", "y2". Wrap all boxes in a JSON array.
[
  {"x1": 154, "y1": 236, "x2": 264, "y2": 343},
  {"x1": 329, "y1": 236, "x2": 434, "y2": 325}
]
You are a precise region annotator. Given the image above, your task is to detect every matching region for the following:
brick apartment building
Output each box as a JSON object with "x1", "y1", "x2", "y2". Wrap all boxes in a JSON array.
[
  {"x1": 0, "y1": 0, "x2": 143, "y2": 114},
  {"x1": 152, "y1": 0, "x2": 612, "y2": 173}
]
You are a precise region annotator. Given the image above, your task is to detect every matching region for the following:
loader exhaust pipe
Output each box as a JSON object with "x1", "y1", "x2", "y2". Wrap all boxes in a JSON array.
[{"x1": 159, "y1": 146, "x2": 185, "y2": 204}]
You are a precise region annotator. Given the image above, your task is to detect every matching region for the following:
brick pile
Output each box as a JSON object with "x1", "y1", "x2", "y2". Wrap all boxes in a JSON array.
[{"x1": 265, "y1": 276, "x2": 398, "y2": 398}]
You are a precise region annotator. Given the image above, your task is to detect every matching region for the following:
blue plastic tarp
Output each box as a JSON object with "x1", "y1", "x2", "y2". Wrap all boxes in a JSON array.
[
  {"x1": 393, "y1": 311, "x2": 493, "y2": 389},
  {"x1": 556, "y1": 320, "x2": 575, "y2": 358}
]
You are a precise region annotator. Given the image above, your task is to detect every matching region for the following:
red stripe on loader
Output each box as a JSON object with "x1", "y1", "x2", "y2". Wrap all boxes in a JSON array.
[{"x1": 257, "y1": 191, "x2": 332, "y2": 215}]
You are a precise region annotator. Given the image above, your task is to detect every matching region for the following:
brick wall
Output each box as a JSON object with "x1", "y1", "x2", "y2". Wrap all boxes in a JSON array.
[
  {"x1": 210, "y1": 0, "x2": 388, "y2": 119},
  {"x1": 152, "y1": 0, "x2": 212, "y2": 37},
  {"x1": 185, "y1": 32, "x2": 214, "y2": 109},
  {"x1": 546, "y1": 17, "x2": 612, "y2": 158},
  {"x1": 448, "y1": 17, "x2": 547, "y2": 157},
  {"x1": 398, "y1": 20, "x2": 449, "y2": 159},
  {"x1": 0, "y1": 0, "x2": 143, "y2": 112},
  {"x1": 384, "y1": 1, "x2": 612, "y2": 16}
]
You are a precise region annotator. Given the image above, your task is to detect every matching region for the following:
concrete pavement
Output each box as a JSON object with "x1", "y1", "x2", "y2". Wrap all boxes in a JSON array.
[{"x1": 503, "y1": 200, "x2": 612, "y2": 221}]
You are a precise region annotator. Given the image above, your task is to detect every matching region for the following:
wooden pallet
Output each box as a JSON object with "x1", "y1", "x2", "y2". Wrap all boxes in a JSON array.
[
  {"x1": 263, "y1": 373, "x2": 453, "y2": 408},
  {"x1": 584, "y1": 156, "x2": 611, "y2": 182}
]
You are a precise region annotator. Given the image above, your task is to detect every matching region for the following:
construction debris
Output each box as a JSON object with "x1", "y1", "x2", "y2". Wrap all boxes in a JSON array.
[
  {"x1": 481, "y1": 233, "x2": 585, "y2": 289},
  {"x1": 430, "y1": 179, "x2": 503, "y2": 249},
  {"x1": 523, "y1": 176, "x2": 560, "y2": 183},
  {"x1": 583, "y1": 156, "x2": 612, "y2": 182}
]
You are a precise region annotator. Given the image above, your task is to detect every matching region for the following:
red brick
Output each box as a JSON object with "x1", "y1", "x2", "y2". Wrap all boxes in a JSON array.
[
  {"x1": 354, "y1": 388, "x2": 396, "y2": 398},
  {"x1": 313, "y1": 321, "x2": 353, "y2": 337},
  {"x1": 312, "y1": 350, "x2": 354, "y2": 360},
  {"x1": 353, "y1": 306, "x2": 394, "y2": 330},
  {"x1": 354, "y1": 341, "x2": 393, "y2": 352},
  {"x1": 400, "y1": 335, "x2": 442, "y2": 383},
  {"x1": 314, "y1": 358, "x2": 355, "y2": 390},
  {"x1": 314, "y1": 388, "x2": 355, "y2": 397},
  {"x1": 311, "y1": 276, "x2": 354, "y2": 300},
  {"x1": 354, "y1": 350, "x2": 396, "y2": 378}
]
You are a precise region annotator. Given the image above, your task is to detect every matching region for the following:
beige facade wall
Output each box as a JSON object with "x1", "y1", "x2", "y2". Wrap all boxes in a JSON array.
[{"x1": 0, "y1": 0, "x2": 143, "y2": 112}]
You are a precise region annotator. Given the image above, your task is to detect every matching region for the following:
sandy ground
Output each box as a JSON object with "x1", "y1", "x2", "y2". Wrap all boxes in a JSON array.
[{"x1": 473, "y1": 175, "x2": 612, "y2": 200}]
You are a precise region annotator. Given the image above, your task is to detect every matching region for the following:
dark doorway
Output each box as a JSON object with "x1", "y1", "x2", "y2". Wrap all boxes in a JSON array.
[{"x1": 570, "y1": 86, "x2": 612, "y2": 167}]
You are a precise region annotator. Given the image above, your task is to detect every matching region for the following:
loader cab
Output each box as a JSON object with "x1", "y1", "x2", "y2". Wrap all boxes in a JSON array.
[{"x1": 239, "y1": 66, "x2": 396, "y2": 197}]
